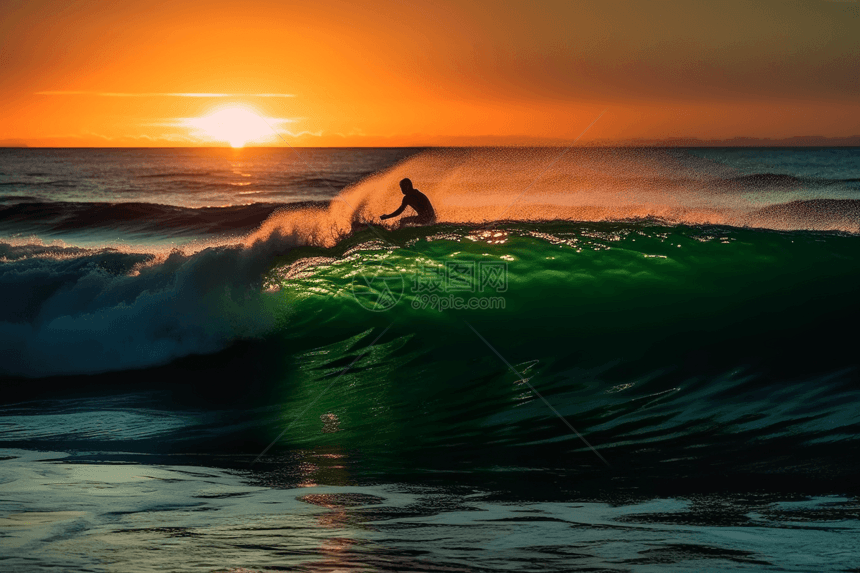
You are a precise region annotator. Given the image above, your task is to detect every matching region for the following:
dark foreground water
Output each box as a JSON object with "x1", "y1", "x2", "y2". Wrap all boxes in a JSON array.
[
  {"x1": 1, "y1": 147, "x2": 859, "y2": 571},
  {"x1": 2, "y1": 449, "x2": 858, "y2": 572}
]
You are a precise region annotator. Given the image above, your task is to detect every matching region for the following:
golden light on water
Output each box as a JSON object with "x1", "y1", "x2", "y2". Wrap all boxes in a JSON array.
[{"x1": 183, "y1": 106, "x2": 278, "y2": 148}]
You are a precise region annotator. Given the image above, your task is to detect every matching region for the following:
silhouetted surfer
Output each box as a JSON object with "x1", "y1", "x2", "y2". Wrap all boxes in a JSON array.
[{"x1": 380, "y1": 178, "x2": 436, "y2": 226}]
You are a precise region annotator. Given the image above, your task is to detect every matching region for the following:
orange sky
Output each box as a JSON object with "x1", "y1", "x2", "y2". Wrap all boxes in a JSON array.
[{"x1": 1, "y1": 0, "x2": 858, "y2": 147}]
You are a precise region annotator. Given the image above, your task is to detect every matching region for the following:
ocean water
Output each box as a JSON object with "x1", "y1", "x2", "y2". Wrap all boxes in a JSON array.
[{"x1": 1, "y1": 147, "x2": 859, "y2": 571}]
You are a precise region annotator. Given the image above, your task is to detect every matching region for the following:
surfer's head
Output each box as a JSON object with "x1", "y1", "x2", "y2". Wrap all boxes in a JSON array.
[{"x1": 399, "y1": 178, "x2": 413, "y2": 194}]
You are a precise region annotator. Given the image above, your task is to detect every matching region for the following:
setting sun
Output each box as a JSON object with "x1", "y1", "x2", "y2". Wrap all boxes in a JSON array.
[{"x1": 184, "y1": 106, "x2": 278, "y2": 148}]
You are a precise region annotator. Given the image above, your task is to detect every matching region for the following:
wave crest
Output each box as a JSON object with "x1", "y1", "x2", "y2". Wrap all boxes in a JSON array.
[{"x1": 249, "y1": 148, "x2": 860, "y2": 243}]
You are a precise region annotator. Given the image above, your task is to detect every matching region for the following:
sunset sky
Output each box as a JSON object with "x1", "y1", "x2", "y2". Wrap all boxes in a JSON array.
[{"x1": 1, "y1": 0, "x2": 858, "y2": 147}]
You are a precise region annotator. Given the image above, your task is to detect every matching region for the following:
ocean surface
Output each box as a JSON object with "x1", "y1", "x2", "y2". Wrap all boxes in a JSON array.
[{"x1": 1, "y1": 146, "x2": 859, "y2": 571}]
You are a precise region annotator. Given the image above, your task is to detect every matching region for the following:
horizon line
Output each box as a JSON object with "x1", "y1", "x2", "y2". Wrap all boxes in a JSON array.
[{"x1": 3, "y1": 143, "x2": 860, "y2": 150}]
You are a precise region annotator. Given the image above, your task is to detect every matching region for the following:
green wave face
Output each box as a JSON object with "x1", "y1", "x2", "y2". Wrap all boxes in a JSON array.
[{"x1": 259, "y1": 222, "x2": 860, "y2": 480}]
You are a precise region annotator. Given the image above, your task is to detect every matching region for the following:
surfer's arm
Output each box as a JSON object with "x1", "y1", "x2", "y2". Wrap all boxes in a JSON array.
[{"x1": 380, "y1": 197, "x2": 408, "y2": 219}]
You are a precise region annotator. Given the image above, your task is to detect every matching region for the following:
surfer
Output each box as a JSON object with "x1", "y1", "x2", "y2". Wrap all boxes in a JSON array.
[{"x1": 380, "y1": 178, "x2": 436, "y2": 226}]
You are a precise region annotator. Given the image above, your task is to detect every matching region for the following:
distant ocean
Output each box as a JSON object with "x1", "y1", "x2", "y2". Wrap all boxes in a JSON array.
[{"x1": 1, "y1": 146, "x2": 859, "y2": 572}]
